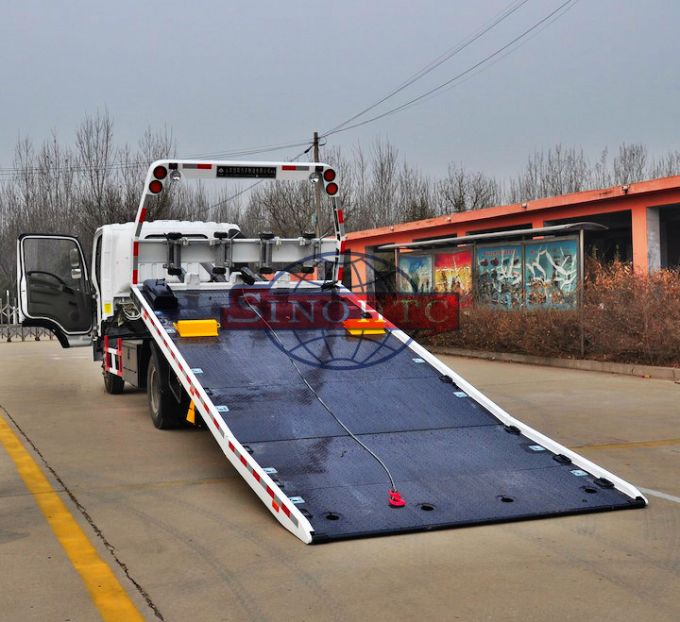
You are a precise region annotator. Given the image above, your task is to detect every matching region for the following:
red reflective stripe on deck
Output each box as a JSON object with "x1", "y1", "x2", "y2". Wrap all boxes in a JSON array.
[
  {"x1": 281, "y1": 165, "x2": 297, "y2": 171},
  {"x1": 228, "y1": 441, "x2": 235, "y2": 452},
  {"x1": 139, "y1": 208, "x2": 147, "y2": 223},
  {"x1": 266, "y1": 486, "x2": 274, "y2": 498},
  {"x1": 132, "y1": 270, "x2": 138, "y2": 284},
  {"x1": 252, "y1": 471, "x2": 260, "y2": 482},
  {"x1": 240, "y1": 455, "x2": 247, "y2": 466},
  {"x1": 197, "y1": 163, "x2": 212, "y2": 169},
  {"x1": 133, "y1": 241, "x2": 139, "y2": 257},
  {"x1": 282, "y1": 505, "x2": 291, "y2": 518},
  {"x1": 337, "y1": 209, "x2": 344, "y2": 224}
]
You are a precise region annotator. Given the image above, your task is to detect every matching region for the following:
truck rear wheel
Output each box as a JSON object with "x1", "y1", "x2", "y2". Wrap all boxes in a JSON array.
[
  {"x1": 103, "y1": 370, "x2": 125, "y2": 394},
  {"x1": 147, "y1": 348, "x2": 185, "y2": 429}
]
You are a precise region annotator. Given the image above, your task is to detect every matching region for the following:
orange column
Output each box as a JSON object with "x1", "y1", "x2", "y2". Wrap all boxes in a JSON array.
[
  {"x1": 631, "y1": 205, "x2": 649, "y2": 273},
  {"x1": 346, "y1": 242, "x2": 368, "y2": 293}
]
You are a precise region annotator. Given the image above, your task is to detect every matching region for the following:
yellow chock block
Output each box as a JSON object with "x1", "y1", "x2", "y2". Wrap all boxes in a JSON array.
[
  {"x1": 174, "y1": 319, "x2": 220, "y2": 338},
  {"x1": 186, "y1": 401, "x2": 196, "y2": 425},
  {"x1": 343, "y1": 317, "x2": 387, "y2": 336}
]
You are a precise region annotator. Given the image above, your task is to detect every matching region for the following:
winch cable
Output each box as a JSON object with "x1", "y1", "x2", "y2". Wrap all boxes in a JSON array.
[{"x1": 243, "y1": 296, "x2": 406, "y2": 507}]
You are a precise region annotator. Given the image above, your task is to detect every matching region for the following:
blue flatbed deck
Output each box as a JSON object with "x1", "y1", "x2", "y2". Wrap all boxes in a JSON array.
[{"x1": 143, "y1": 286, "x2": 645, "y2": 542}]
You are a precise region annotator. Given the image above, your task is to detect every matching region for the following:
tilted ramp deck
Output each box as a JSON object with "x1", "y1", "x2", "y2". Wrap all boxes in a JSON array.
[{"x1": 132, "y1": 284, "x2": 646, "y2": 543}]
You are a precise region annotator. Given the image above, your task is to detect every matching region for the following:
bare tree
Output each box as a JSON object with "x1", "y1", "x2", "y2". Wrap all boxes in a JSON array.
[
  {"x1": 613, "y1": 143, "x2": 647, "y2": 184},
  {"x1": 507, "y1": 144, "x2": 591, "y2": 202},
  {"x1": 592, "y1": 148, "x2": 611, "y2": 189},
  {"x1": 435, "y1": 164, "x2": 499, "y2": 213},
  {"x1": 649, "y1": 150, "x2": 680, "y2": 178},
  {"x1": 4, "y1": 111, "x2": 680, "y2": 296},
  {"x1": 76, "y1": 110, "x2": 115, "y2": 221}
]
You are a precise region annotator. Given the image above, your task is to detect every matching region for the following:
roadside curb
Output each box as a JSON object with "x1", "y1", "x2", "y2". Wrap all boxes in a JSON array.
[{"x1": 429, "y1": 346, "x2": 680, "y2": 382}]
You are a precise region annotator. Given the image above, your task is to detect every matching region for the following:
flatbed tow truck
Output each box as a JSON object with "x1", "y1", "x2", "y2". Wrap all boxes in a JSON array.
[{"x1": 16, "y1": 160, "x2": 646, "y2": 543}]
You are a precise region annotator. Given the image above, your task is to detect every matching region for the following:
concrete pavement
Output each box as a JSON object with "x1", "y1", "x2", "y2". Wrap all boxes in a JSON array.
[{"x1": 0, "y1": 341, "x2": 678, "y2": 621}]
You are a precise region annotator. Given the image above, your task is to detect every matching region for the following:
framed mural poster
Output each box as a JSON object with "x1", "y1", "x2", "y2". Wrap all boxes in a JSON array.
[
  {"x1": 475, "y1": 244, "x2": 523, "y2": 308},
  {"x1": 434, "y1": 248, "x2": 473, "y2": 306},
  {"x1": 397, "y1": 253, "x2": 433, "y2": 293},
  {"x1": 524, "y1": 237, "x2": 578, "y2": 308}
]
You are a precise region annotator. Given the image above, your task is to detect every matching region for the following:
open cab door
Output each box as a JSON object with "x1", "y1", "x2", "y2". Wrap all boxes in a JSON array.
[{"x1": 17, "y1": 234, "x2": 94, "y2": 347}]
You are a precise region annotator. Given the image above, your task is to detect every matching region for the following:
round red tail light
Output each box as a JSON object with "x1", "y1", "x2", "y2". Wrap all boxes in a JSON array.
[
  {"x1": 323, "y1": 168, "x2": 336, "y2": 182},
  {"x1": 325, "y1": 182, "x2": 339, "y2": 196},
  {"x1": 148, "y1": 180, "x2": 163, "y2": 194},
  {"x1": 153, "y1": 165, "x2": 168, "y2": 180}
]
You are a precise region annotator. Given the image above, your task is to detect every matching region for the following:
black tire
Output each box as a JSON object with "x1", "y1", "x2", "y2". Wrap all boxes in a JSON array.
[
  {"x1": 103, "y1": 370, "x2": 125, "y2": 394},
  {"x1": 146, "y1": 348, "x2": 185, "y2": 429}
]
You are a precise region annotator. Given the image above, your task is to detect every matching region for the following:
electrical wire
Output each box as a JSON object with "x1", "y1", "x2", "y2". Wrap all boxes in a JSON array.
[
  {"x1": 322, "y1": 0, "x2": 577, "y2": 138},
  {"x1": 408, "y1": 0, "x2": 579, "y2": 111},
  {"x1": 243, "y1": 296, "x2": 399, "y2": 492},
  {"x1": 180, "y1": 139, "x2": 314, "y2": 160},
  {"x1": 0, "y1": 2, "x2": 578, "y2": 179},
  {"x1": 324, "y1": 0, "x2": 531, "y2": 135},
  {"x1": 0, "y1": 139, "x2": 313, "y2": 176},
  {"x1": 202, "y1": 145, "x2": 312, "y2": 216},
  {"x1": 200, "y1": 0, "x2": 576, "y2": 216}
]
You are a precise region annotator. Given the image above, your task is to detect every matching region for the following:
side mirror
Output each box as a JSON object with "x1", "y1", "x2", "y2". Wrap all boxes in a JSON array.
[{"x1": 69, "y1": 248, "x2": 81, "y2": 269}]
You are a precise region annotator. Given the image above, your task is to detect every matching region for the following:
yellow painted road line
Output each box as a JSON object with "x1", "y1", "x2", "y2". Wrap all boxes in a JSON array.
[
  {"x1": 573, "y1": 437, "x2": 680, "y2": 451},
  {"x1": 0, "y1": 414, "x2": 144, "y2": 622}
]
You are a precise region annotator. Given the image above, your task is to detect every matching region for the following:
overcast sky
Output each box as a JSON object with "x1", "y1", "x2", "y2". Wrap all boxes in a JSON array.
[{"x1": 2, "y1": 0, "x2": 679, "y2": 179}]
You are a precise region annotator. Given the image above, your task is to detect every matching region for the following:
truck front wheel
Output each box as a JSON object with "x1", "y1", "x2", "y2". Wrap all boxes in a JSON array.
[
  {"x1": 147, "y1": 348, "x2": 185, "y2": 429},
  {"x1": 103, "y1": 369, "x2": 125, "y2": 394}
]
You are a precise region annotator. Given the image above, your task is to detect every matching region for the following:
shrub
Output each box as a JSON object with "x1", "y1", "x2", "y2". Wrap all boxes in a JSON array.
[{"x1": 427, "y1": 260, "x2": 680, "y2": 367}]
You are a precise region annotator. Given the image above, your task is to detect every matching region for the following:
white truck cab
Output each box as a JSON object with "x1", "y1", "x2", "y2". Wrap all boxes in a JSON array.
[{"x1": 92, "y1": 220, "x2": 242, "y2": 325}]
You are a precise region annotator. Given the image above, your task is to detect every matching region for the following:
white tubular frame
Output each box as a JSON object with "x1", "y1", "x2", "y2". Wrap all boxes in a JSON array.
[{"x1": 131, "y1": 160, "x2": 345, "y2": 286}]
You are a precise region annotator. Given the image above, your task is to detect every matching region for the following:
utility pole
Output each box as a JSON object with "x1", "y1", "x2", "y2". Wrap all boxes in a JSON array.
[{"x1": 313, "y1": 131, "x2": 321, "y2": 237}]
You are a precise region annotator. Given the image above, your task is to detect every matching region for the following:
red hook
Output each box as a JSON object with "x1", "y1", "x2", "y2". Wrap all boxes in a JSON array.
[{"x1": 388, "y1": 489, "x2": 406, "y2": 508}]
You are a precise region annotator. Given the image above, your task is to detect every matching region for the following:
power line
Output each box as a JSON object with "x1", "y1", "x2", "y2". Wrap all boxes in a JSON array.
[
  {"x1": 179, "y1": 139, "x2": 315, "y2": 161},
  {"x1": 0, "y1": 139, "x2": 312, "y2": 176},
  {"x1": 324, "y1": 0, "x2": 531, "y2": 136},
  {"x1": 203, "y1": 145, "x2": 312, "y2": 216},
  {"x1": 1, "y1": 1, "x2": 578, "y2": 185},
  {"x1": 411, "y1": 0, "x2": 579, "y2": 111},
  {"x1": 322, "y1": 0, "x2": 577, "y2": 138}
]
